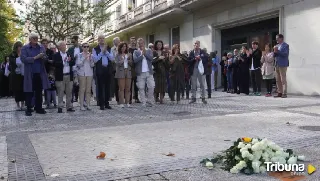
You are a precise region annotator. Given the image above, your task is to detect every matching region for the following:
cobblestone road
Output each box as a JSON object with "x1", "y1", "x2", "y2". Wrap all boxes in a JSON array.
[{"x1": 0, "y1": 91, "x2": 320, "y2": 181}]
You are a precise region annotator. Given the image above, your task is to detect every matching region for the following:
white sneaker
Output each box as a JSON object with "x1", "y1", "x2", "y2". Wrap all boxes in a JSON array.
[
  {"x1": 142, "y1": 103, "x2": 147, "y2": 107},
  {"x1": 119, "y1": 104, "x2": 124, "y2": 108},
  {"x1": 80, "y1": 107, "x2": 86, "y2": 111},
  {"x1": 126, "y1": 104, "x2": 131, "y2": 108},
  {"x1": 86, "y1": 105, "x2": 91, "y2": 110}
]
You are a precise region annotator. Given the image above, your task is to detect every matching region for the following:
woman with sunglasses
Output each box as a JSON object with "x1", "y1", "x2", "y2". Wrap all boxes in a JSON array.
[{"x1": 76, "y1": 43, "x2": 95, "y2": 111}]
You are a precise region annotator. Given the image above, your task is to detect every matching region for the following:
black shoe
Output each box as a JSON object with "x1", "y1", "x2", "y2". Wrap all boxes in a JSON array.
[
  {"x1": 67, "y1": 108, "x2": 75, "y2": 112},
  {"x1": 105, "y1": 105, "x2": 112, "y2": 109},
  {"x1": 215, "y1": 88, "x2": 217, "y2": 91},
  {"x1": 100, "y1": 106, "x2": 105, "y2": 110},
  {"x1": 25, "y1": 111, "x2": 32, "y2": 116},
  {"x1": 54, "y1": 104, "x2": 57, "y2": 108},
  {"x1": 36, "y1": 109, "x2": 46, "y2": 114},
  {"x1": 135, "y1": 99, "x2": 141, "y2": 103},
  {"x1": 58, "y1": 108, "x2": 63, "y2": 113},
  {"x1": 202, "y1": 98, "x2": 207, "y2": 104},
  {"x1": 189, "y1": 98, "x2": 196, "y2": 104},
  {"x1": 208, "y1": 95, "x2": 211, "y2": 99}
]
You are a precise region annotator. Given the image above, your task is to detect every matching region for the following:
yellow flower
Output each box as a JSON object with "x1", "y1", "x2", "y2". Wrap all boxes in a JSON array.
[{"x1": 242, "y1": 137, "x2": 252, "y2": 143}]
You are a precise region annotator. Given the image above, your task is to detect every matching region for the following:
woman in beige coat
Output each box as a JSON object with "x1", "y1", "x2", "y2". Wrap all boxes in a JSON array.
[
  {"x1": 115, "y1": 42, "x2": 133, "y2": 108},
  {"x1": 261, "y1": 43, "x2": 275, "y2": 97}
]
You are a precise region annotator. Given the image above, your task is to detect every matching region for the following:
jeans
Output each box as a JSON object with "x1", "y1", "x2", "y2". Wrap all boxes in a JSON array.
[
  {"x1": 136, "y1": 72, "x2": 155, "y2": 104},
  {"x1": 130, "y1": 76, "x2": 139, "y2": 102},
  {"x1": 227, "y1": 70, "x2": 233, "y2": 90},
  {"x1": 46, "y1": 90, "x2": 57, "y2": 105}
]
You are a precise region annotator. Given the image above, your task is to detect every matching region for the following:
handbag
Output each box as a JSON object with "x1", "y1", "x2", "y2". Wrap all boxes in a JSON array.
[
  {"x1": 4, "y1": 63, "x2": 10, "y2": 77},
  {"x1": 198, "y1": 59, "x2": 204, "y2": 75}
]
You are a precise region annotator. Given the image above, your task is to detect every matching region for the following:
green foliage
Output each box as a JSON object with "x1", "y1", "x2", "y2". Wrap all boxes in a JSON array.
[
  {"x1": 0, "y1": 0, "x2": 23, "y2": 62},
  {"x1": 24, "y1": 0, "x2": 112, "y2": 43}
]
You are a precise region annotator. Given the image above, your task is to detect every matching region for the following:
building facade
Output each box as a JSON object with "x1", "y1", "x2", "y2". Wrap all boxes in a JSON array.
[{"x1": 89, "y1": 0, "x2": 320, "y2": 95}]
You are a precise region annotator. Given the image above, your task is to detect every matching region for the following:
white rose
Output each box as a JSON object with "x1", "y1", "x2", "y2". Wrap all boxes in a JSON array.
[
  {"x1": 248, "y1": 154, "x2": 254, "y2": 161},
  {"x1": 298, "y1": 155, "x2": 305, "y2": 161},
  {"x1": 240, "y1": 148, "x2": 248, "y2": 153},
  {"x1": 244, "y1": 144, "x2": 252, "y2": 149},
  {"x1": 241, "y1": 150, "x2": 250, "y2": 158},
  {"x1": 251, "y1": 139, "x2": 258, "y2": 144},
  {"x1": 237, "y1": 142, "x2": 245, "y2": 149},
  {"x1": 230, "y1": 167, "x2": 239, "y2": 174},
  {"x1": 271, "y1": 157, "x2": 279, "y2": 162},
  {"x1": 275, "y1": 150, "x2": 284, "y2": 157},
  {"x1": 252, "y1": 161, "x2": 261, "y2": 173},
  {"x1": 239, "y1": 161, "x2": 247, "y2": 168},
  {"x1": 287, "y1": 156, "x2": 297, "y2": 164},
  {"x1": 260, "y1": 166, "x2": 267, "y2": 173},
  {"x1": 205, "y1": 161, "x2": 214, "y2": 168},
  {"x1": 252, "y1": 144, "x2": 259, "y2": 152},
  {"x1": 278, "y1": 157, "x2": 286, "y2": 164},
  {"x1": 253, "y1": 151, "x2": 262, "y2": 160},
  {"x1": 235, "y1": 156, "x2": 240, "y2": 160},
  {"x1": 282, "y1": 152, "x2": 290, "y2": 158}
]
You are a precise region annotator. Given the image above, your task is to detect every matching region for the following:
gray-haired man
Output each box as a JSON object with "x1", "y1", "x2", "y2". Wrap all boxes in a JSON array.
[{"x1": 133, "y1": 38, "x2": 155, "y2": 107}]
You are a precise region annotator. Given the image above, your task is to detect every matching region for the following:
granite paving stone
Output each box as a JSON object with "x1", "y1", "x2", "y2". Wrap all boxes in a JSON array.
[{"x1": 0, "y1": 92, "x2": 320, "y2": 181}]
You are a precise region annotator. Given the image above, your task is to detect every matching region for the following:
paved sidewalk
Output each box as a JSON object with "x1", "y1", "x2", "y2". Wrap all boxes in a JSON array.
[{"x1": 0, "y1": 91, "x2": 320, "y2": 181}]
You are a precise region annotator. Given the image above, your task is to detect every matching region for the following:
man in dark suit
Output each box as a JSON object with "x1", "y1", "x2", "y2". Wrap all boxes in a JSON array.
[
  {"x1": 92, "y1": 34, "x2": 114, "y2": 110},
  {"x1": 67, "y1": 35, "x2": 82, "y2": 103},
  {"x1": 41, "y1": 38, "x2": 54, "y2": 106},
  {"x1": 187, "y1": 40, "x2": 208, "y2": 104},
  {"x1": 53, "y1": 41, "x2": 75, "y2": 113},
  {"x1": 248, "y1": 41, "x2": 262, "y2": 96}
]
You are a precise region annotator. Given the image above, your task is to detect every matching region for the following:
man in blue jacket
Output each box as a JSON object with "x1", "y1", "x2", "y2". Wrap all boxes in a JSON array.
[
  {"x1": 188, "y1": 40, "x2": 208, "y2": 104},
  {"x1": 274, "y1": 34, "x2": 289, "y2": 98}
]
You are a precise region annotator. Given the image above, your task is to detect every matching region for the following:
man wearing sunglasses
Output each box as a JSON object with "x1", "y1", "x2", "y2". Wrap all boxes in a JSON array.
[{"x1": 21, "y1": 33, "x2": 50, "y2": 116}]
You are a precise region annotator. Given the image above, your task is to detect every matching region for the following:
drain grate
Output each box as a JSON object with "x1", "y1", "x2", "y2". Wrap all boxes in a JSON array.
[
  {"x1": 299, "y1": 126, "x2": 320, "y2": 131},
  {"x1": 173, "y1": 111, "x2": 192, "y2": 116}
]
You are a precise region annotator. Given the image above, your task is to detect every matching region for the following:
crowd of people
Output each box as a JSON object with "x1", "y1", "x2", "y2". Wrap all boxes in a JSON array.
[{"x1": 0, "y1": 33, "x2": 289, "y2": 116}]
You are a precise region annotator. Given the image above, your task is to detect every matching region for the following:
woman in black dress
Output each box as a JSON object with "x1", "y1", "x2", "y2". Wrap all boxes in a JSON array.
[
  {"x1": 0, "y1": 56, "x2": 10, "y2": 98},
  {"x1": 169, "y1": 44, "x2": 187, "y2": 103},
  {"x1": 9, "y1": 41, "x2": 25, "y2": 110},
  {"x1": 153, "y1": 40, "x2": 169, "y2": 104},
  {"x1": 239, "y1": 46, "x2": 250, "y2": 95}
]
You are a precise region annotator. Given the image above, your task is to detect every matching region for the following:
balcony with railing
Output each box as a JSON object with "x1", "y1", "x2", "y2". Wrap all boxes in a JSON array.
[{"x1": 114, "y1": 0, "x2": 180, "y2": 31}]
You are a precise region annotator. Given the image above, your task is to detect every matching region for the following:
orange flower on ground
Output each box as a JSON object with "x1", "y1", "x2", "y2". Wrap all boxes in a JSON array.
[{"x1": 242, "y1": 137, "x2": 252, "y2": 143}]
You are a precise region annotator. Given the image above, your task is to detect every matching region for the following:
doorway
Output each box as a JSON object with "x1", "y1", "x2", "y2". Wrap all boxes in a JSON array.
[{"x1": 221, "y1": 17, "x2": 279, "y2": 54}]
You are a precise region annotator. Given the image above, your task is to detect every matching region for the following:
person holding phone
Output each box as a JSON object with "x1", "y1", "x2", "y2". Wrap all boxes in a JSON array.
[{"x1": 21, "y1": 33, "x2": 50, "y2": 116}]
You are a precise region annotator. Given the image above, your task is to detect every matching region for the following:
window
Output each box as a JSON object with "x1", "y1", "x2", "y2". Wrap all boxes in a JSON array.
[
  {"x1": 171, "y1": 26, "x2": 180, "y2": 46},
  {"x1": 115, "y1": 5, "x2": 121, "y2": 19},
  {"x1": 148, "y1": 34, "x2": 155, "y2": 44}
]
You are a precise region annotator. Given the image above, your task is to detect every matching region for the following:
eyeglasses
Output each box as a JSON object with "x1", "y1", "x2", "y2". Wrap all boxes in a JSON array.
[{"x1": 83, "y1": 46, "x2": 89, "y2": 48}]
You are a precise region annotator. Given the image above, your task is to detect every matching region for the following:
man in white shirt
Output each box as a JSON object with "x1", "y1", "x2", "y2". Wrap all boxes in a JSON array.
[
  {"x1": 133, "y1": 38, "x2": 155, "y2": 107},
  {"x1": 53, "y1": 41, "x2": 75, "y2": 113}
]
